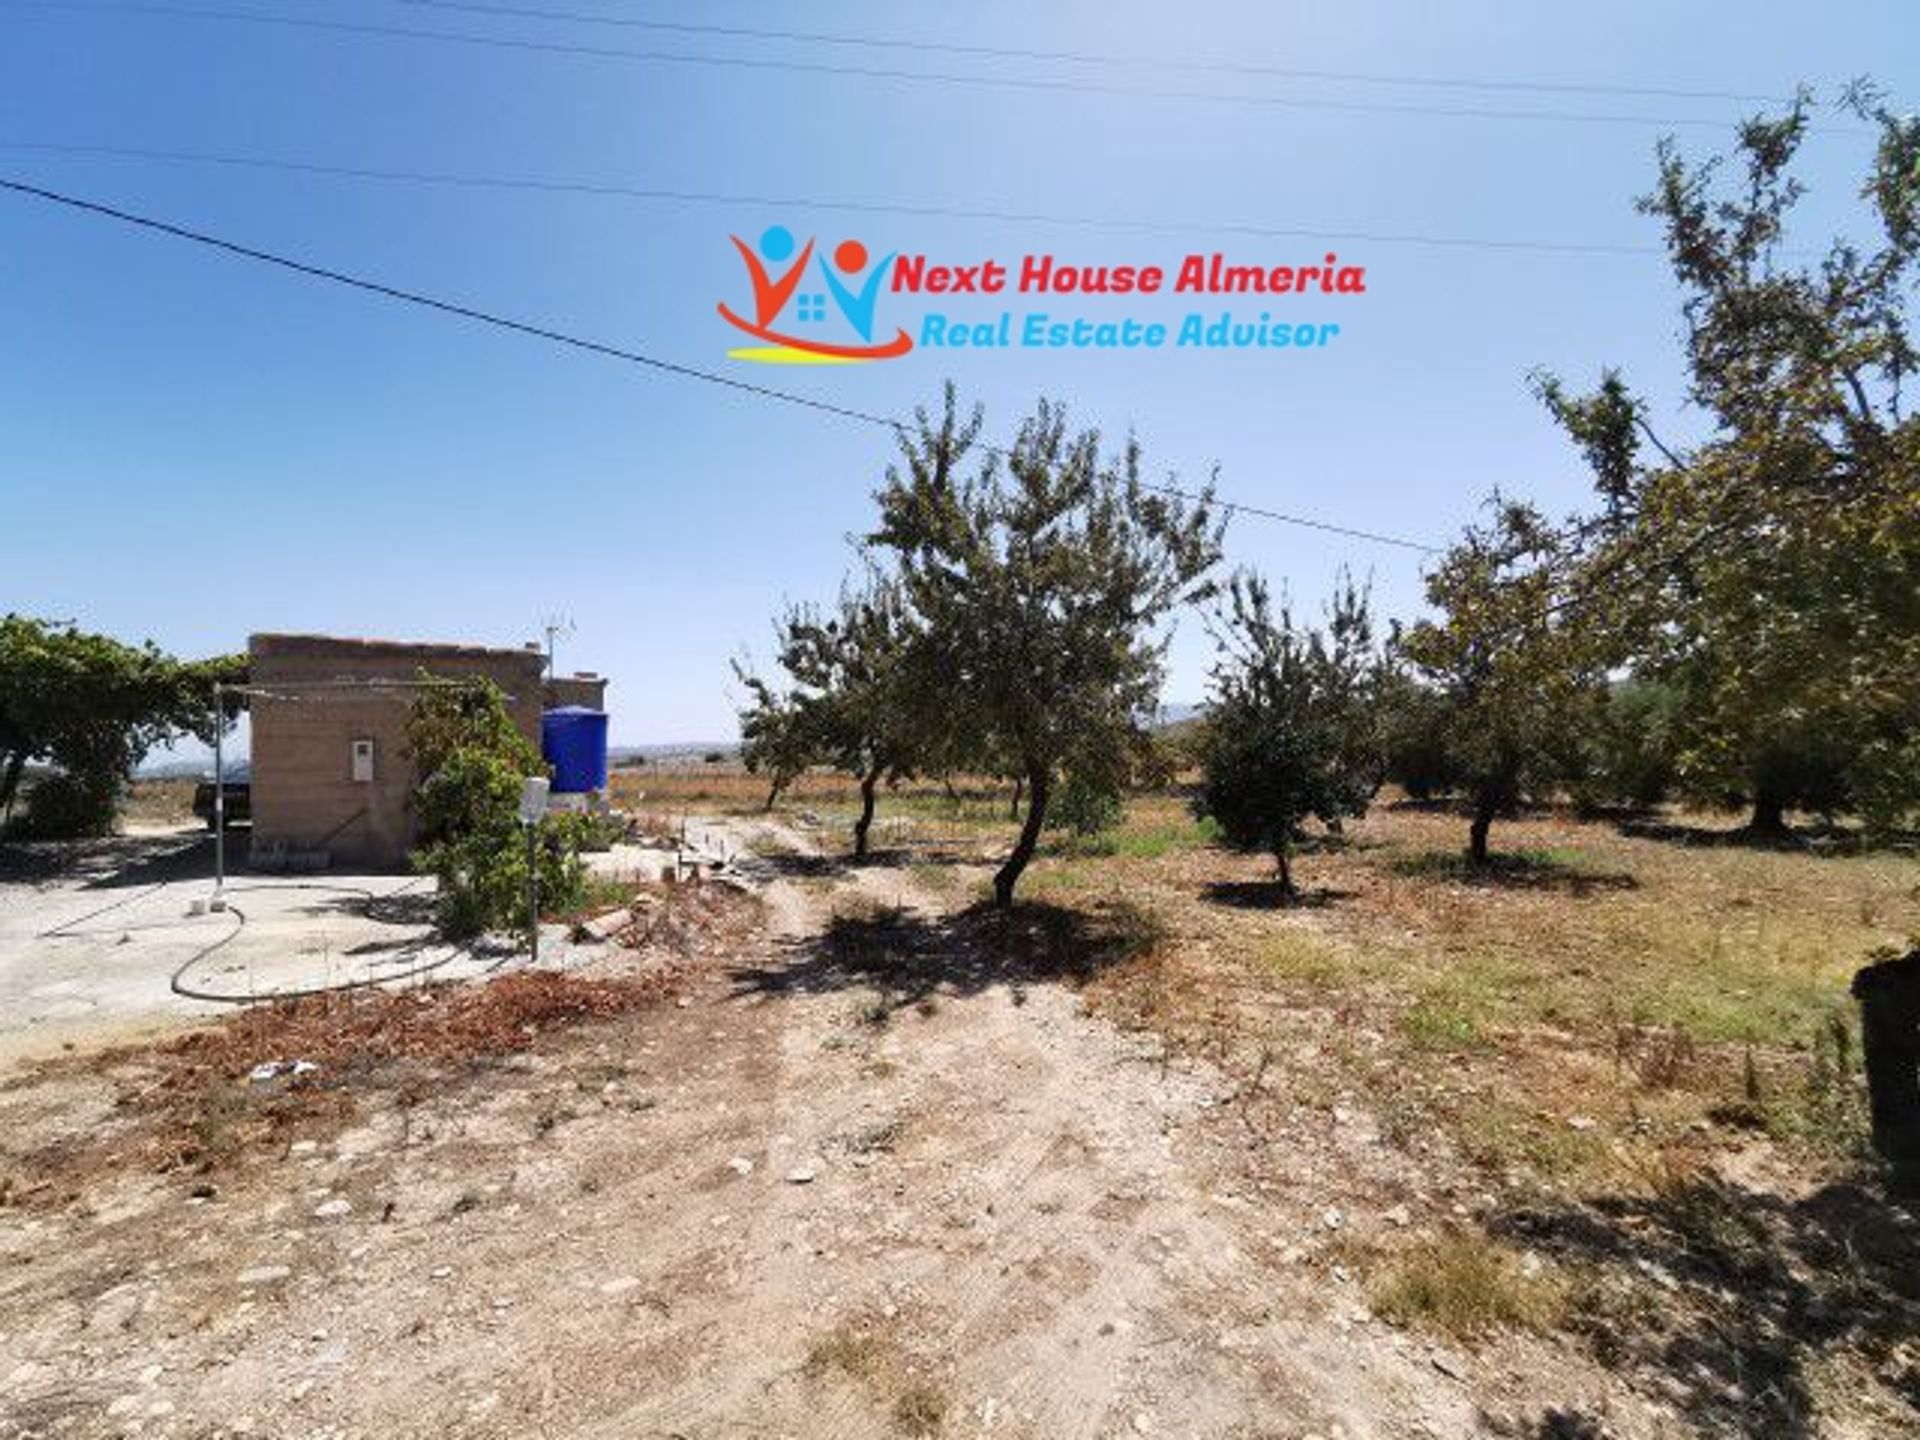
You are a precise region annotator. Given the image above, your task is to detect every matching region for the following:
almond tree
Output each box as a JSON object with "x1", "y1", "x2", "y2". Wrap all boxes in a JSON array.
[
  {"x1": 1194, "y1": 573, "x2": 1384, "y2": 900},
  {"x1": 1538, "y1": 91, "x2": 1920, "y2": 836},
  {"x1": 1400, "y1": 502, "x2": 1608, "y2": 863},
  {"x1": 869, "y1": 387, "x2": 1220, "y2": 907},
  {"x1": 737, "y1": 577, "x2": 921, "y2": 858}
]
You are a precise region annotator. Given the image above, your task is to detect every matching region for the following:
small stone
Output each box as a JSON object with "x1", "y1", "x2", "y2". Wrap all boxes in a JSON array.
[
  {"x1": 313, "y1": 1198, "x2": 352, "y2": 1220},
  {"x1": 1322, "y1": 1208, "x2": 1344, "y2": 1230},
  {"x1": 600, "y1": 1276, "x2": 639, "y2": 1296},
  {"x1": 236, "y1": 1265, "x2": 291, "y2": 1286},
  {"x1": 288, "y1": 1140, "x2": 319, "y2": 1156},
  {"x1": 1133, "y1": 1414, "x2": 1153, "y2": 1434},
  {"x1": 786, "y1": 1165, "x2": 817, "y2": 1185},
  {"x1": 1568, "y1": 1115, "x2": 1598, "y2": 1132},
  {"x1": 430, "y1": 1266, "x2": 453, "y2": 1280},
  {"x1": 1383, "y1": 1204, "x2": 1411, "y2": 1227},
  {"x1": 727, "y1": 1156, "x2": 754, "y2": 1177}
]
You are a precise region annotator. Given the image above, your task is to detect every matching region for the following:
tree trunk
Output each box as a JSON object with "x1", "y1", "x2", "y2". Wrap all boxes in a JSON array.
[
  {"x1": 763, "y1": 778, "x2": 782, "y2": 813},
  {"x1": 1748, "y1": 789, "x2": 1790, "y2": 837},
  {"x1": 1468, "y1": 789, "x2": 1497, "y2": 865},
  {"x1": 1275, "y1": 845, "x2": 1297, "y2": 905},
  {"x1": 993, "y1": 766, "x2": 1050, "y2": 909},
  {"x1": 1009, "y1": 775, "x2": 1024, "y2": 820},
  {"x1": 0, "y1": 752, "x2": 23, "y2": 825},
  {"x1": 853, "y1": 765, "x2": 882, "y2": 859}
]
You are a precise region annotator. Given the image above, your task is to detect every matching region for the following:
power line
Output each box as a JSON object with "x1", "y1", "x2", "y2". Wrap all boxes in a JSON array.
[
  {"x1": 398, "y1": 0, "x2": 1796, "y2": 108},
  {"x1": 0, "y1": 174, "x2": 1443, "y2": 555},
  {"x1": 0, "y1": 139, "x2": 1669, "y2": 258},
  {"x1": 5, "y1": 1, "x2": 1814, "y2": 133}
]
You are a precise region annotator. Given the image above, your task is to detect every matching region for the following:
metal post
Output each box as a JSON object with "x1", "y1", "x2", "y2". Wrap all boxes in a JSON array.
[
  {"x1": 527, "y1": 820, "x2": 539, "y2": 964},
  {"x1": 212, "y1": 680, "x2": 226, "y2": 905}
]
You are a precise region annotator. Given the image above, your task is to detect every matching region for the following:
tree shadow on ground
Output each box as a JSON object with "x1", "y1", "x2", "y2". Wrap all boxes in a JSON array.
[
  {"x1": 1201, "y1": 880, "x2": 1357, "y2": 910},
  {"x1": 1386, "y1": 850, "x2": 1638, "y2": 896},
  {"x1": 758, "y1": 851, "x2": 853, "y2": 881},
  {"x1": 0, "y1": 829, "x2": 223, "y2": 887},
  {"x1": 729, "y1": 898, "x2": 1162, "y2": 1016},
  {"x1": 1489, "y1": 1174, "x2": 1920, "y2": 1439},
  {"x1": 1480, "y1": 1410, "x2": 1613, "y2": 1440},
  {"x1": 1614, "y1": 816, "x2": 1919, "y2": 858}
]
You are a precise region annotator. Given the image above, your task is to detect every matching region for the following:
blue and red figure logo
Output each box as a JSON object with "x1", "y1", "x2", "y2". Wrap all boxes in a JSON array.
[{"x1": 720, "y1": 225, "x2": 913, "y2": 364}]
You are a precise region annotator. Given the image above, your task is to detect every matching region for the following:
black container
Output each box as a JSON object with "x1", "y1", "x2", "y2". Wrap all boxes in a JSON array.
[{"x1": 1852, "y1": 948, "x2": 1920, "y2": 1193}]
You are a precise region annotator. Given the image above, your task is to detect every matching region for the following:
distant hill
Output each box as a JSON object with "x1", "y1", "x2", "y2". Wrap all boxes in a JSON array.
[{"x1": 1154, "y1": 702, "x2": 1204, "y2": 728}]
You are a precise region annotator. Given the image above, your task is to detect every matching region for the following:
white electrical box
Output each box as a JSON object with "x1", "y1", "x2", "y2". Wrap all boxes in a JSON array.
[{"x1": 350, "y1": 738, "x2": 375, "y2": 783}]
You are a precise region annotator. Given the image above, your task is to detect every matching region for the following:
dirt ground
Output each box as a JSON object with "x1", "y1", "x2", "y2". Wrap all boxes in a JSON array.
[{"x1": 0, "y1": 812, "x2": 1906, "y2": 1439}]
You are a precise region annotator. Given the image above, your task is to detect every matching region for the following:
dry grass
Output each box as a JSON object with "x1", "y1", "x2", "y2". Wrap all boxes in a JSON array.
[
  {"x1": 1371, "y1": 1231, "x2": 1571, "y2": 1338},
  {"x1": 122, "y1": 777, "x2": 198, "y2": 827},
  {"x1": 1032, "y1": 794, "x2": 1913, "y2": 1184},
  {"x1": 804, "y1": 1318, "x2": 950, "y2": 1435}
]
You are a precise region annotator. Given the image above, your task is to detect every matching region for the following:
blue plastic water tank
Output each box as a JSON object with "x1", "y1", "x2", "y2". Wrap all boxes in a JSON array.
[{"x1": 542, "y1": 706, "x2": 610, "y2": 794}]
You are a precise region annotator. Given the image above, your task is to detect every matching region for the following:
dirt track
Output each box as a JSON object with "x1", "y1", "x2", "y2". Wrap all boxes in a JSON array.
[{"x1": 0, "y1": 817, "x2": 1675, "y2": 1439}]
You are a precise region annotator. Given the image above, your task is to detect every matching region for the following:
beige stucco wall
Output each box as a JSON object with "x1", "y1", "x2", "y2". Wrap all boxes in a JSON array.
[{"x1": 247, "y1": 634, "x2": 546, "y2": 870}]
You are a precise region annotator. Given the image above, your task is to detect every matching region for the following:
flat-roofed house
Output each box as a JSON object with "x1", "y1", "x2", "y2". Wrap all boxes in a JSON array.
[{"x1": 247, "y1": 633, "x2": 550, "y2": 869}]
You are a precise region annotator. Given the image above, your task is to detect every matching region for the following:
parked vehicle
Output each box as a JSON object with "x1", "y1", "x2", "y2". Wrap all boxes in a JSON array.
[{"x1": 192, "y1": 765, "x2": 250, "y2": 829}]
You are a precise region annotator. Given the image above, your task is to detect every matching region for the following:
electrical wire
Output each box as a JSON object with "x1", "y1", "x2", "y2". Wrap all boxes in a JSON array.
[
  {"x1": 396, "y1": 0, "x2": 1797, "y2": 107},
  {"x1": 3, "y1": 1, "x2": 1818, "y2": 133},
  {"x1": 0, "y1": 174, "x2": 1443, "y2": 553},
  {"x1": 0, "y1": 139, "x2": 1670, "y2": 258}
]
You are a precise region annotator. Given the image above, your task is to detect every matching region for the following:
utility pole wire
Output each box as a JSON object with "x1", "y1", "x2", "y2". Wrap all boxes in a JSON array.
[
  {"x1": 397, "y1": 0, "x2": 1795, "y2": 107},
  {"x1": 0, "y1": 174, "x2": 1443, "y2": 554},
  {"x1": 0, "y1": 139, "x2": 1676, "y2": 258},
  {"x1": 4, "y1": 2, "x2": 1835, "y2": 133}
]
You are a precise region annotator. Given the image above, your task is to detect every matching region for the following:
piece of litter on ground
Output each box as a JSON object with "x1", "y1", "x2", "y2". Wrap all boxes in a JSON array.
[
  {"x1": 786, "y1": 1165, "x2": 817, "y2": 1185},
  {"x1": 1431, "y1": 1350, "x2": 1467, "y2": 1380}
]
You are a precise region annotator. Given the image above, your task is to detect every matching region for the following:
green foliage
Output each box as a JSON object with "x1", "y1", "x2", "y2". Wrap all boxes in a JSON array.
[
  {"x1": 1399, "y1": 503, "x2": 1607, "y2": 862},
  {"x1": 734, "y1": 682, "x2": 814, "y2": 808},
  {"x1": 1569, "y1": 678, "x2": 1684, "y2": 811},
  {"x1": 0, "y1": 614, "x2": 245, "y2": 838},
  {"x1": 1539, "y1": 92, "x2": 1920, "y2": 835},
  {"x1": 1194, "y1": 573, "x2": 1384, "y2": 897},
  {"x1": 404, "y1": 677, "x2": 582, "y2": 939},
  {"x1": 403, "y1": 672, "x2": 539, "y2": 794},
  {"x1": 1375, "y1": 665, "x2": 1469, "y2": 801},
  {"x1": 1854, "y1": 730, "x2": 1920, "y2": 840},
  {"x1": 736, "y1": 577, "x2": 923, "y2": 855},
  {"x1": 867, "y1": 386, "x2": 1221, "y2": 906},
  {"x1": 11, "y1": 769, "x2": 122, "y2": 839},
  {"x1": 1047, "y1": 772, "x2": 1125, "y2": 837}
]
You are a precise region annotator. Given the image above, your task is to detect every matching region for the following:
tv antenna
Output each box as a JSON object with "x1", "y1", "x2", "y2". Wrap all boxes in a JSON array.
[{"x1": 540, "y1": 614, "x2": 576, "y2": 678}]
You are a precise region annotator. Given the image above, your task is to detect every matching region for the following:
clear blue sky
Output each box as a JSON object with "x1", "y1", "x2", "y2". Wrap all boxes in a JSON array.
[{"x1": 4, "y1": 0, "x2": 1914, "y2": 745}]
